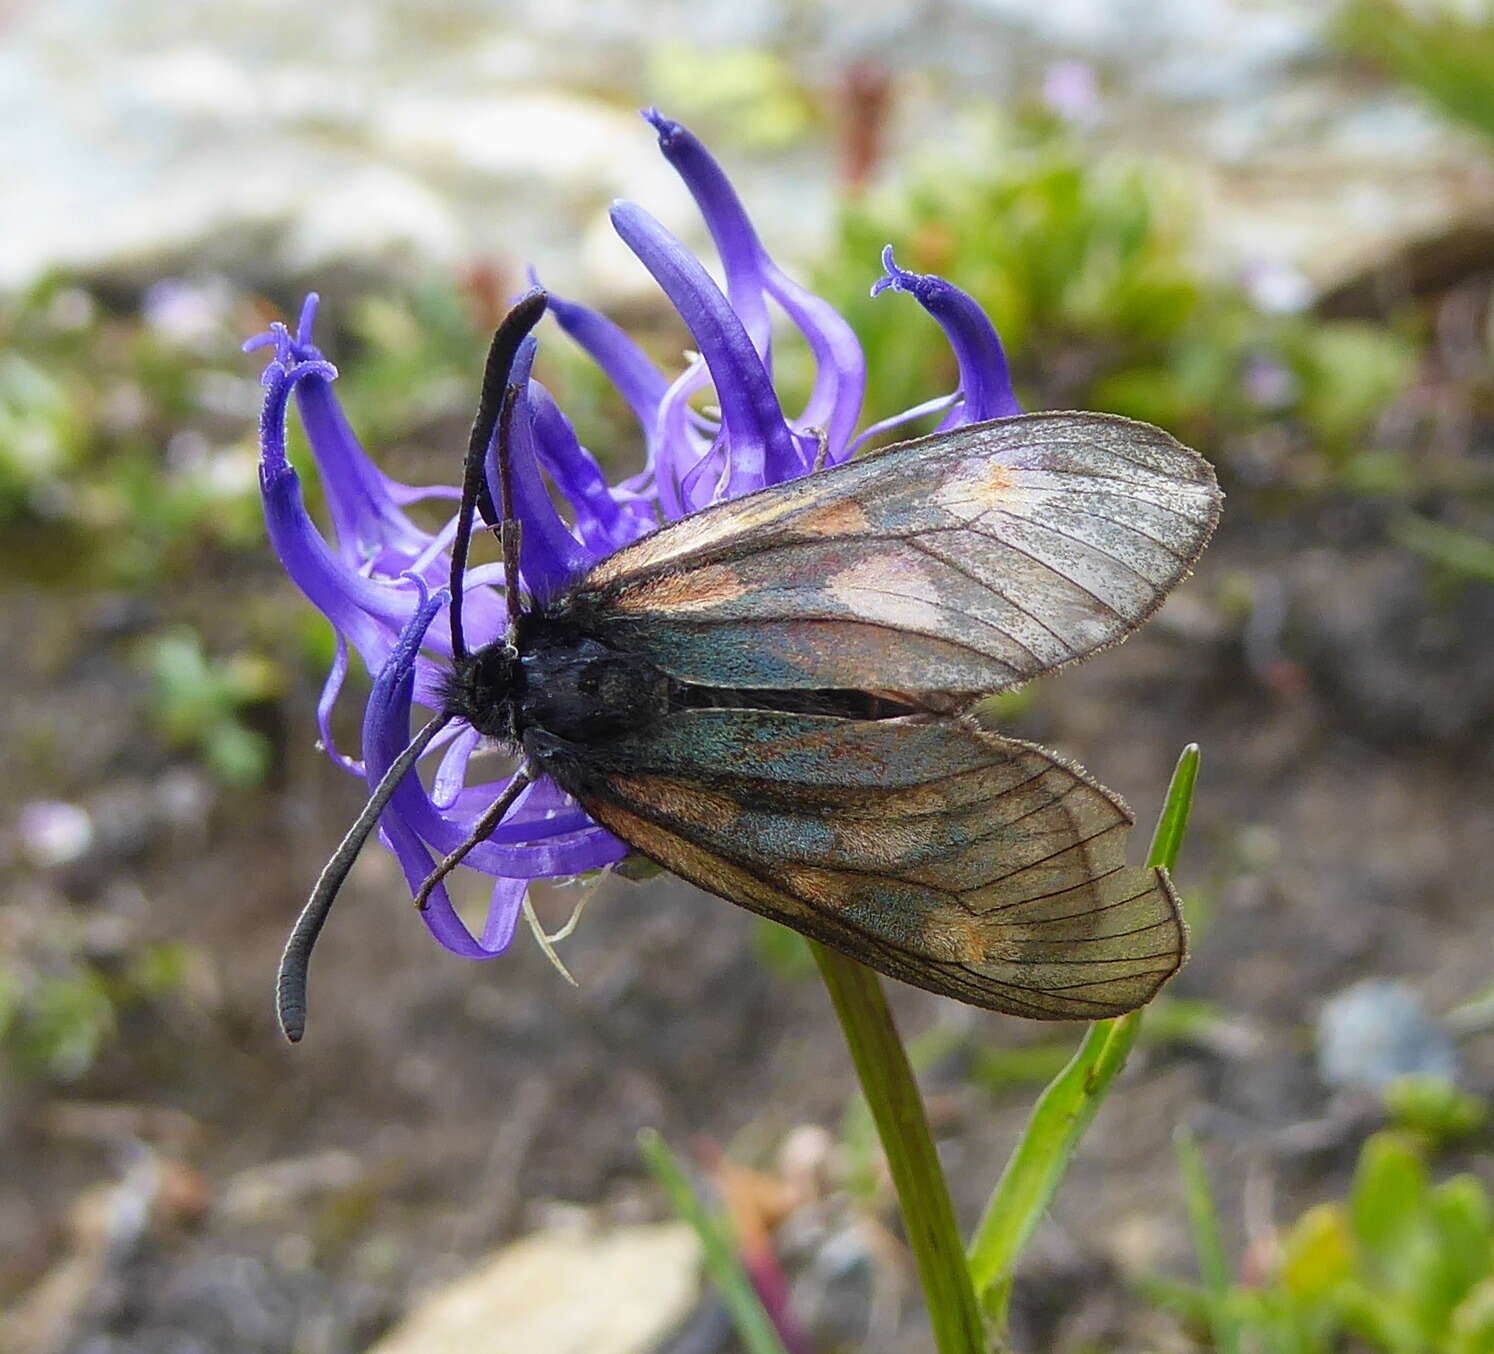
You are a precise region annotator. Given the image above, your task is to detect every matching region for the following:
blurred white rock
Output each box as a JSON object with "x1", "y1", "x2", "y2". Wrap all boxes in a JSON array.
[
  {"x1": 365, "y1": 1220, "x2": 702, "y2": 1354},
  {"x1": 1317, "y1": 978, "x2": 1459, "y2": 1092},
  {"x1": 1, "y1": 0, "x2": 1488, "y2": 299}
]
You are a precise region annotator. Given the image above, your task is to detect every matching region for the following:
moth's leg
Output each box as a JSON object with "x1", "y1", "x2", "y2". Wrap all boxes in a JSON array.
[
  {"x1": 809, "y1": 425, "x2": 830, "y2": 471},
  {"x1": 542, "y1": 873, "x2": 605, "y2": 944},
  {"x1": 412, "y1": 766, "x2": 536, "y2": 911},
  {"x1": 519, "y1": 867, "x2": 609, "y2": 986}
]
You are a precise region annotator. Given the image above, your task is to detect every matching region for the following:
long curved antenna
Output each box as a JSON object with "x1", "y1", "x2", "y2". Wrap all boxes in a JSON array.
[
  {"x1": 277, "y1": 712, "x2": 452, "y2": 1042},
  {"x1": 495, "y1": 383, "x2": 525, "y2": 633},
  {"x1": 449, "y1": 288, "x2": 548, "y2": 660},
  {"x1": 412, "y1": 766, "x2": 534, "y2": 911}
]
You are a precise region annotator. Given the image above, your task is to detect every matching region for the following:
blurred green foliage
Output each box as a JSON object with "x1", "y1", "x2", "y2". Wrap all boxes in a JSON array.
[
  {"x1": 335, "y1": 285, "x2": 488, "y2": 445},
  {"x1": 1337, "y1": 0, "x2": 1494, "y2": 146},
  {"x1": 967, "y1": 997, "x2": 1237, "y2": 1097},
  {"x1": 752, "y1": 915, "x2": 819, "y2": 983},
  {"x1": 814, "y1": 116, "x2": 1416, "y2": 482},
  {"x1": 334, "y1": 282, "x2": 643, "y2": 482},
  {"x1": 645, "y1": 42, "x2": 813, "y2": 151},
  {"x1": 0, "y1": 350, "x2": 87, "y2": 503},
  {"x1": 0, "y1": 941, "x2": 196, "y2": 1081},
  {"x1": 638, "y1": 1128, "x2": 794, "y2": 1354},
  {"x1": 0, "y1": 963, "x2": 114, "y2": 1082},
  {"x1": 836, "y1": 1020, "x2": 963, "y2": 1209},
  {"x1": 0, "y1": 277, "x2": 264, "y2": 590},
  {"x1": 142, "y1": 626, "x2": 279, "y2": 786},
  {"x1": 1384, "y1": 1073, "x2": 1489, "y2": 1147},
  {"x1": 1395, "y1": 512, "x2": 1494, "y2": 585},
  {"x1": 1151, "y1": 1128, "x2": 1494, "y2": 1354}
]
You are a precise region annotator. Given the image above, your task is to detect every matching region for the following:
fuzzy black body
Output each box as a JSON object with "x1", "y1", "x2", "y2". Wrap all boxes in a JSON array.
[
  {"x1": 443, "y1": 613, "x2": 674, "y2": 750},
  {"x1": 441, "y1": 606, "x2": 906, "y2": 783}
]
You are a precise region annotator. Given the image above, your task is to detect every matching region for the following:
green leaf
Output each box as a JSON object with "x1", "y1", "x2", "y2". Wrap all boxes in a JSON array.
[
  {"x1": 966, "y1": 744, "x2": 1200, "y2": 1323},
  {"x1": 1452, "y1": 1277, "x2": 1494, "y2": 1354},
  {"x1": 1279, "y1": 1203, "x2": 1354, "y2": 1302},
  {"x1": 1384, "y1": 1074, "x2": 1488, "y2": 1145},
  {"x1": 637, "y1": 1129, "x2": 791, "y2": 1354},
  {"x1": 969, "y1": 1037, "x2": 1082, "y2": 1092},
  {"x1": 1147, "y1": 743, "x2": 1200, "y2": 876},
  {"x1": 1336, "y1": 1277, "x2": 1428, "y2": 1354},
  {"x1": 1176, "y1": 1127, "x2": 1242, "y2": 1354},
  {"x1": 1393, "y1": 515, "x2": 1494, "y2": 585},
  {"x1": 1351, "y1": 1132, "x2": 1431, "y2": 1276},
  {"x1": 1335, "y1": 0, "x2": 1494, "y2": 146},
  {"x1": 1431, "y1": 1176, "x2": 1494, "y2": 1318}
]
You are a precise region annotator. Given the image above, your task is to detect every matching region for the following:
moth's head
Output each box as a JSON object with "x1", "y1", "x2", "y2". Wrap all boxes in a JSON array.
[{"x1": 441, "y1": 641, "x2": 520, "y2": 740}]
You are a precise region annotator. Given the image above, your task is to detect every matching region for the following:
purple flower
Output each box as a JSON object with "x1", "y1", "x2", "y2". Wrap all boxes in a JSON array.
[
  {"x1": 249, "y1": 110, "x2": 1020, "y2": 964},
  {"x1": 1040, "y1": 60, "x2": 1103, "y2": 128}
]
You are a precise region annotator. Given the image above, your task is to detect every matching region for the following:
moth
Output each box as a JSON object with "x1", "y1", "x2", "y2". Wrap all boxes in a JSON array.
[{"x1": 277, "y1": 290, "x2": 1221, "y2": 1041}]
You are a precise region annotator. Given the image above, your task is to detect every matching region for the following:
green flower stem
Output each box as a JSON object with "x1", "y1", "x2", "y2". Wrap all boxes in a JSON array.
[
  {"x1": 966, "y1": 744, "x2": 1201, "y2": 1318},
  {"x1": 811, "y1": 941, "x2": 989, "y2": 1354}
]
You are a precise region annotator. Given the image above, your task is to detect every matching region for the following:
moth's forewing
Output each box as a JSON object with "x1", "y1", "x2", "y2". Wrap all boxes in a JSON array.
[
  {"x1": 574, "y1": 411, "x2": 1222, "y2": 703},
  {"x1": 536, "y1": 710, "x2": 1185, "y2": 1020}
]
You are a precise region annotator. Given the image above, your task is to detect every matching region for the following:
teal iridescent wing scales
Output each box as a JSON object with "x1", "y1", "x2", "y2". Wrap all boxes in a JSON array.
[
  {"x1": 542, "y1": 711, "x2": 1186, "y2": 1020},
  {"x1": 574, "y1": 411, "x2": 1221, "y2": 702}
]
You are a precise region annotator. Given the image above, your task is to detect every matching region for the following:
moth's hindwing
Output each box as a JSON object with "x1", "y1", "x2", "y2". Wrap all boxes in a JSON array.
[
  {"x1": 539, "y1": 710, "x2": 1186, "y2": 1020},
  {"x1": 573, "y1": 411, "x2": 1222, "y2": 701}
]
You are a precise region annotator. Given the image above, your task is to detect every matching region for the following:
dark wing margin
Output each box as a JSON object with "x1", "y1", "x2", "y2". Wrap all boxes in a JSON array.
[
  {"x1": 535, "y1": 710, "x2": 1186, "y2": 1019},
  {"x1": 569, "y1": 411, "x2": 1222, "y2": 700}
]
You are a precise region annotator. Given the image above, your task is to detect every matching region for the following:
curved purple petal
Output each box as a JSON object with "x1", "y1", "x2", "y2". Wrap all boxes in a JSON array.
[
  {"x1": 610, "y1": 201, "x2": 805, "y2": 494},
  {"x1": 260, "y1": 447, "x2": 464, "y2": 690},
  {"x1": 644, "y1": 107, "x2": 772, "y2": 360},
  {"x1": 761, "y1": 265, "x2": 865, "y2": 462},
  {"x1": 439, "y1": 789, "x2": 598, "y2": 843},
  {"x1": 541, "y1": 279, "x2": 670, "y2": 434},
  {"x1": 351, "y1": 584, "x2": 473, "y2": 953},
  {"x1": 529, "y1": 381, "x2": 642, "y2": 552},
  {"x1": 252, "y1": 296, "x2": 461, "y2": 570},
  {"x1": 478, "y1": 876, "x2": 528, "y2": 953},
  {"x1": 680, "y1": 431, "x2": 730, "y2": 513},
  {"x1": 255, "y1": 328, "x2": 509, "y2": 673},
  {"x1": 292, "y1": 369, "x2": 432, "y2": 569},
  {"x1": 872, "y1": 246, "x2": 1020, "y2": 424},
  {"x1": 260, "y1": 361, "x2": 413, "y2": 666},
  {"x1": 431, "y1": 723, "x2": 480, "y2": 809},
  {"x1": 845, "y1": 390, "x2": 963, "y2": 458},
  {"x1": 315, "y1": 632, "x2": 361, "y2": 775},
  {"x1": 486, "y1": 339, "x2": 593, "y2": 600},
  {"x1": 645, "y1": 109, "x2": 865, "y2": 459},
  {"x1": 650, "y1": 357, "x2": 713, "y2": 518}
]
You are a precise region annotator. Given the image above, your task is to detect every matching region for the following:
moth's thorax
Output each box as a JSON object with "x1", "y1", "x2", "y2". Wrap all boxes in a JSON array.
[
  {"x1": 516, "y1": 628, "x2": 673, "y2": 744},
  {"x1": 442, "y1": 618, "x2": 673, "y2": 748}
]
